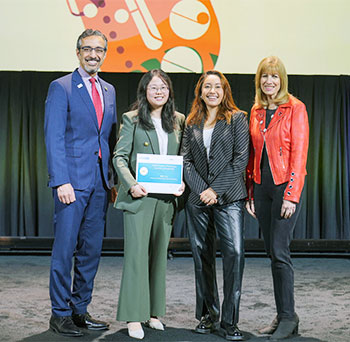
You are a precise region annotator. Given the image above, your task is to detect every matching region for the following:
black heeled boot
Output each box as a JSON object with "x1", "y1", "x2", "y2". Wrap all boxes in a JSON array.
[{"x1": 270, "y1": 314, "x2": 299, "y2": 340}]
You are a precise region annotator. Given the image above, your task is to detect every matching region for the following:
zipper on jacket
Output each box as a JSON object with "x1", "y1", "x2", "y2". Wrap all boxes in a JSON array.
[{"x1": 280, "y1": 147, "x2": 286, "y2": 169}]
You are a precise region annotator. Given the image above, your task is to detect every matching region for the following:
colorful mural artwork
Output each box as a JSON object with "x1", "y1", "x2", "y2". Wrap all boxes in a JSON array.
[{"x1": 66, "y1": 0, "x2": 221, "y2": 73}]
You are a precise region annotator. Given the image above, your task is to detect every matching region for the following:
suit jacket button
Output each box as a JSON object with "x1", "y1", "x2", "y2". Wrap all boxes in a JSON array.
[{"x1": 144, "y1": 142, "x2": 149, "y2": 146}]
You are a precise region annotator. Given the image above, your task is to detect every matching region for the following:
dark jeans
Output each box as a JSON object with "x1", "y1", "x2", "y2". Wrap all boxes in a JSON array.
[
  {"x1": 254, "y1": 169, "x2": 303, "y2": 320},
  {"x1": 185, "y1": 201, "x2": 245, "y2": 325}
]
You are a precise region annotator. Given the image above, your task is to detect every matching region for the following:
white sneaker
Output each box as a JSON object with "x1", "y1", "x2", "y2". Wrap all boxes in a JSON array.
[{"x1": 127, "y1": 322, "x2": 144, "y2": 339}]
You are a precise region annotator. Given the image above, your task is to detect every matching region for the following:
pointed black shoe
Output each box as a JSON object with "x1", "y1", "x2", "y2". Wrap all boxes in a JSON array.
[
  {"x1": 220, "y1": 322, "x2": 245, "y2": 341},
  {"x1": 72, "y1": 312, "x2": 109, "y2": 331},
  {"x1": 195, "y1": 314, "x2": 219, "y2": 334},
  {"x1": 49, "y1": 315, "x2": 83, "y2": 337}
]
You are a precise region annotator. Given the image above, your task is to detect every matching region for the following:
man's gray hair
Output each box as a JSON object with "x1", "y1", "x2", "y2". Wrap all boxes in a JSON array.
[{"x1": 76, "y1": 29, "x2": 108, "y2": 50}]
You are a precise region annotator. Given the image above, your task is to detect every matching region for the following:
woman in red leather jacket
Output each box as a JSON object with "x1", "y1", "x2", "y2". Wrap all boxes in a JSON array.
[{"x1": 246, "y1": 56, "x2": 309, "y2": 340}]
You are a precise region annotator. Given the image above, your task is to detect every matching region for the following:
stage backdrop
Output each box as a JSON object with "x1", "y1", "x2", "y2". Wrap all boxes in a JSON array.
[
  {"x1": 1, "y1": 0, "x2": 350, "y2": 75},
  {"x1": 0, "y1": 71, "x2": 349, "y2": 241},
  {"x1": 0, "y1": 0, "x2": 350, "y2": 243}
]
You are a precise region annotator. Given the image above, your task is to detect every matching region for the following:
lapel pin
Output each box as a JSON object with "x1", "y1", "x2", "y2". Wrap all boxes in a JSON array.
[
  {"x1": 77, "y1": 83, "x2": 83, "y2": 88},
  {"x1": 104, "y1": 86, "x2": 108, "y2": 91},
  {"x1": 144, "y1": 142, "x2": 149, "y2": 146}
]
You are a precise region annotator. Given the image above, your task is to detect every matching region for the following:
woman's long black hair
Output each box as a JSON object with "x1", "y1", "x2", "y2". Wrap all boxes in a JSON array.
[{"x1": 132, "y1": 69, "x2": 176, "y2": 133}]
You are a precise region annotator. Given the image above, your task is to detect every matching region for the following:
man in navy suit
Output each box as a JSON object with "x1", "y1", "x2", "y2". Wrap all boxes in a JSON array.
[{"x1": 44, "y1": 29, "x2": 117, "y2": 337}]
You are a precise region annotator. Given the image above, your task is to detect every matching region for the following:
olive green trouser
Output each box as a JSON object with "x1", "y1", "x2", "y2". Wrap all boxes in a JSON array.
[{"x1": 117, "y1": 196, "x2": 175, "y2": 322}]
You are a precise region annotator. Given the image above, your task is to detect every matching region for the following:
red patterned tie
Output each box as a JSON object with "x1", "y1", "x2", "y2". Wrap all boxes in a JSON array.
[{"x1": 89, "y1": 77, "x2": 103, "y2": 128}]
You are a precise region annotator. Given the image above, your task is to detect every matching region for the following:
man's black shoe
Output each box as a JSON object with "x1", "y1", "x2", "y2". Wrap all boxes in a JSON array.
[
  {"x1": 72, "y1": 312, "x2": 109, "y2": 331},
  {"x1": 220, "y1": 322, "x2": 245, "y2": 341},
  {"x1": 49, "y1": 315, "x2": 83, "y2": 337},
  {"x1": 195, "y1": 314, "x2": 219, "y2": 334}
]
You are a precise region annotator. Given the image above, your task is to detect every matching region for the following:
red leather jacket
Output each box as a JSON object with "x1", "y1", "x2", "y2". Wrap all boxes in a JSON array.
[{"x1": 246, "y1": 95, "x2": 309, "y2": 203}]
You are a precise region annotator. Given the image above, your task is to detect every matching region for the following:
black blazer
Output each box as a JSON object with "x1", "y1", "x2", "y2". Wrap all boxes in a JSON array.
[{"x1": 181, "y1": 111, "x2": 249, "y2": 206}]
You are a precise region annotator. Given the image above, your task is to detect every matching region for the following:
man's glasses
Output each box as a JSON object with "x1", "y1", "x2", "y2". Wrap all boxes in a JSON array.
[{"x1": 80, "y1": 46, "x2": 106, "y2": 55}]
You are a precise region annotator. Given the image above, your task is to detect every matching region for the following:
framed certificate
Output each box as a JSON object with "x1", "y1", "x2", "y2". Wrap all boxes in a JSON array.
[{"x1": 136, "y1": 153, "x2": 183, "y2": 194}]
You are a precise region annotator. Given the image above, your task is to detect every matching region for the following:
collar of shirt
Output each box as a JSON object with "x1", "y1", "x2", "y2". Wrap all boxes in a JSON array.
[
  {"x1": 77, "y1": 66, "x2": 104, "y2": 109},
  {"x1": 78, "y1": 65, "x2": 99, "y2": 81},
  {"x1": 78, "y1": 66, "x2": 101, "y2": 88}
]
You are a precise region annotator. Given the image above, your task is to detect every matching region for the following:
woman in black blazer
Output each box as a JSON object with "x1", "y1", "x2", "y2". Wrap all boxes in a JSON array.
[{"x1": 181, "y1": 70, "x2": 249, "y2": 341}]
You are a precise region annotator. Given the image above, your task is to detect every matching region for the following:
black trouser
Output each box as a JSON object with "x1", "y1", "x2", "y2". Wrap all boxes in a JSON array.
[
  {"x1": 254, "y1": 169, "x2": 303, "y2": 320},
  {"x1": 185, "y1": 201, "x2": 245, "y2": 325}
]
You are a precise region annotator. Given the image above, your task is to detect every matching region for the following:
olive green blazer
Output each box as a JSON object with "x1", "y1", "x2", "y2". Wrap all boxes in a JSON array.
[{"x1": 113, "y1": 110, "x2": 185, "y2": 213}]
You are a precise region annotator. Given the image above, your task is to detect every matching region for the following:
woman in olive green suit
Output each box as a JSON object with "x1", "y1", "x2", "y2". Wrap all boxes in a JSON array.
[{"x1": 113, "y1": 69, "x2": 185, "y2": 340}]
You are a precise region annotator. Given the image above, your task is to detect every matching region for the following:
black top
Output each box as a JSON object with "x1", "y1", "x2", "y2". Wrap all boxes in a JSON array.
[{"x1": 261, "y1": 108, "x2": 277, "y2": 173}]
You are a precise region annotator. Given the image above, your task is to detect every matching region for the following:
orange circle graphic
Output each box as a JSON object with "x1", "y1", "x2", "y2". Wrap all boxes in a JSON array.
[{"x1": 67, "y1": 0, "x2": 221, "y2": 73}]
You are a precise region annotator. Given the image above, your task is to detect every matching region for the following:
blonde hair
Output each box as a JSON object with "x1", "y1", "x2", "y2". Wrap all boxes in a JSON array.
[{"x1": 254, "y1": 56, "x2": 290, "y2": 108}]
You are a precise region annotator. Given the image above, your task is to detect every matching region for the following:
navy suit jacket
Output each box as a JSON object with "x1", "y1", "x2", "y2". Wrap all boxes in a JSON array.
[{"x1": 44, "y1": 69, "x2": 117, "y2": 190}]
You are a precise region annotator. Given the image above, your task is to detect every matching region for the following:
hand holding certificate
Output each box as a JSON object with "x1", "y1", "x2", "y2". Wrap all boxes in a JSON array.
[{"x1": 136, "y1": 153, "x2": 184, "y2": 194}]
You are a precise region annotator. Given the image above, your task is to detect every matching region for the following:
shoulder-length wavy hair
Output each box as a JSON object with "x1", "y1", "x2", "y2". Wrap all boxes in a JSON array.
[
  {"x1": 254, "y1": 56, "x2": 290, "y2": 108},
  {"x1": 132, "y1": 69, "x2": 176, "y2": 133},
  {"x1": 186, "y1": 70, "x2": 242, "y2": 126}
]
